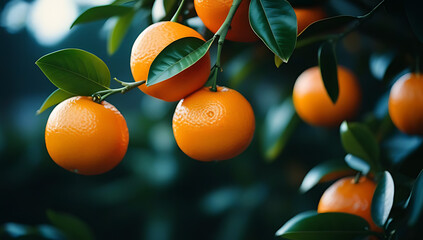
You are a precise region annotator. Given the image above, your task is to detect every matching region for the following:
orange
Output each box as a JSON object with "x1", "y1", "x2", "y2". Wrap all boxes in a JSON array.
[
  {"x1": 294, "y1": 6, "x2": 326, "y2": 34},
  {"x1": 130, "y1": 21, "x2": 211, "y2": 102},
  {"x1": 45, "y1": 96, "x2": 129, "y2": 175},
  {"x1": 172, "y1": 86, "x2": 255, "y2": 161},
  {"x1": 194, "y1": 0, "x2": 259, "y2": 42},
  {"x1": 318, "y1": 176, "x2": 381, "y2": 232},
  {"x1": 292, "y1": 66, "x2": 361, "y2": 127},
  {"x1": 388, "y1": 73, "x2": 423, "y2": 135}
]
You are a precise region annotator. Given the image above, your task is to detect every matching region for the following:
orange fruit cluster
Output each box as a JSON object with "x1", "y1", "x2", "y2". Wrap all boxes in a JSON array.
[
  {"x1": 45, "y1": 17, "x2": 256, "y2": 175},
  {"x1": 130, "y1": 21, "x2": 256, "y2": 162}
]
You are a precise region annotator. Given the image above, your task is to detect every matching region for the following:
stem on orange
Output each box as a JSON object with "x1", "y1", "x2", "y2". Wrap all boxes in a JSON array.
[
  {"x1": 171, "y1": 0, "x2": 187, "y2": 22},
  {"x1": 354, "y1": 171, "x2": 362, "y2": 184},
  {"x1": 209, "y1": 0, "x2": 243, "y2": 92},
  {"x1": 92, "y1": 78, "x2": 145, "y2": 103}
]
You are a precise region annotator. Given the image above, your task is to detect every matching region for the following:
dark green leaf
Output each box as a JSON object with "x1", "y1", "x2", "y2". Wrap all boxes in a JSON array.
[
  {"x1": 297, "y1": 16, "x2": 359, "y2": 48},
  {"x1": 408, "y1": 170, "x2": 423, "y2": 226},
  {"x1": 274, "y1": 55, "x2": 283, "y2": 68},
  {"x1": 262, "y1": 98, "x2": 299, "y2": 161},
  {"x1": 383, "y1": 134, "x2": 422, "y2": 166},
  {"x1": 108, "y1": 9, "x2": 136, "y2": 55},
  {"x1": 371, "y1": 171, "x2": 395, "y2": 227},
  {"x1": 36, "y1": 49, "x2": 110, "y2": 95},
  {"x1": 318, "y1": 41, "x2": 339, "y2": 103},
  {"x1": 300, "y1": 160, "x2": 353, "y2": 193},
  {"x1": 275, "y1": 211, "x2": 371, "y2": 240},
  {"x1": 340, "y1": 121, "x2": 380, "y2": 173},
  {"x1": 112, "y1": 0, "x2": 136, "y2": 5},
  {"x1": 47, "y1": 209, "x2": 94, "y2": 240},
  {"x1": 404, "y1": 0, "x2": 423, "y2": 43},
  {"x1": 71, "y1": 5, "x2": 133, "y2": 28},
  {"x1": 37, "y1": 89, "x2": 76, "y2": 115},
  {"x1": 344, "y1": 154, "x2": 370, "y2": 175},
  {"x1": 249, "y1": 0, "x2": 297, "y2": 63},
  {"x1": 147, "y1": 37, "x2": 214, "y2": 86}
]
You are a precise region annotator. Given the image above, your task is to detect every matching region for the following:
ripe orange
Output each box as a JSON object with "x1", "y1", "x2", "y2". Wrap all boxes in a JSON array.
[
  {"x1": 130, "y1": 21, "x2": 211, "y2": 102},
  {"x1": 194, "y1": 0, "x2": 259, "y2": 42},
  {"x1": 292, "y1": 66, "x2": 361, "y2": 127},
  {"x1": 318, "y1": 176, "x2": 381, "y2": 232},
  {"x1": 173, "y1": 86, "x2": 255, "y2": 161},
  {"x1": 294, "y1": 6, "x2": 326, "y2": 34},
  {"x1": 45, "y1": 96, "x2": 129, "y2": 175},
  {"x1": 388, "y1": 73, "x2": 423, "y2": 135}
]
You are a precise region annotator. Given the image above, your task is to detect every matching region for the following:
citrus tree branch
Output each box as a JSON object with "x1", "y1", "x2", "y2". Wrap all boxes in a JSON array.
[
  {"x1": 92, "y1": 78, "x2": 146, "y2": 103},
  {"x1": 336, "y1": 0, "x2": 386, "y2": 41},
  {"x1": 209, "y1": 0, "x2": 243, "y2": 91}
]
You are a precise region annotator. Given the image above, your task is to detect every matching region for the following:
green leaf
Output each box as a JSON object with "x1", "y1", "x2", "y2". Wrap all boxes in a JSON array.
[
  {"x1": 344, "y1": 154, "x2": 370, "y2": 175},
  {"x1": 318, "y1": 41, "x2": 339, "y2": 104},
  {"x1": 111, "y1": 0, "x2": 136, "y2": 5},
  {"x1": 404, "y1": 0, "x2": 423, "y2": 43},
  {"x1": 262, "y1": 98, "x2": 299, "y2": 161},
  {"x1": 147, "y1": 37, "x2": 214, "y2": 86},
  {"x1": 371, "y1": 171, "x2": 395, "y2": 228},
  {"x1": 274, "y1": 55, "x2": 283, "y2": 68},
  {"x1": 37, "y1": 89, "x2": 76, "y2": 115},
  {"x1": 36, "y1": 49, "x2": 110, "y2": 95},
  {"x1": 297, "y1": 16, "x2": 359, "y2": 48},
  {"x1": 340, "y1": 121, "x2": 380, "y2": 173},
  {"x1": 47, "y1": 209, "x2": 94, "y2": 240},
  {"x1": 108, "y1": 9, "x2": 136, "y2": 55},
  {"x1": 383, "y1": 133, "x2": 422, "y2": 166},
  {"x1": 408, "y1": 170, "x2": 423, "y2": 226},
  {"x1": 300, "y1": 160, "x2": 353, "y2": 193},
  {"x1": 71, "y1": 5, "x2": 133, "y2": 28},
  {"x1": 275, "y1": 211, "x2": 371, "y2": 240},
  {"x1": 249, "y1": 0, "x2": 297, "y2": 63}
]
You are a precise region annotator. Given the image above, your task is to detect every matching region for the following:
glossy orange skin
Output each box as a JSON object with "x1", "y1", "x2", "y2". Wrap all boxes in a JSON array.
[
  {"x1": 130, "y1": 21, "x2": 211, "y2": 102},
  {"x1": 318, "y1": 176, "x2": 381, "y2": 232},
  {"x1": 45, "y1": 96, "x2": 129, "y2": 175},
  {"x1": 294, "y1": 7, "x2": 326, "y2": 34},
  {"x1": 293, "y1": 66, "x2": 362, "y2": 127},
  {"x1": 173, "y1": 86, "x2": 255, "y2": 161},
  {"x1": 389, "y1": 73, "x2": 423, "y2": 135},
  {"x1": 194, "y1": 0, "x2": 259, "y2": 42}
]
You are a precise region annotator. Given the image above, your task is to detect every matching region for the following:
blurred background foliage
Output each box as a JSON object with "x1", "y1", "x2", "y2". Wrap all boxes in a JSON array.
[{"x1": 0, "y1": 0, "x2": 422, "y2": 239}]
